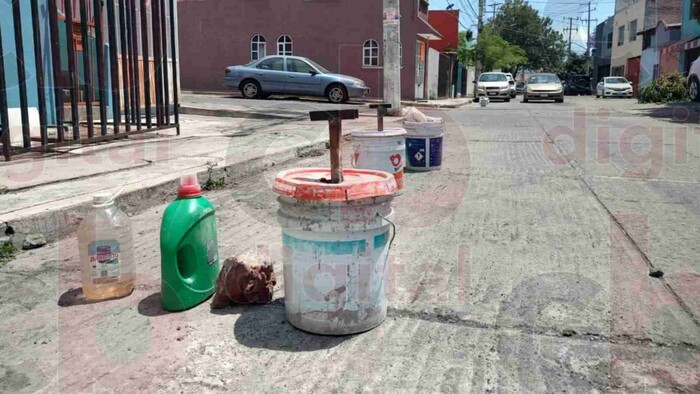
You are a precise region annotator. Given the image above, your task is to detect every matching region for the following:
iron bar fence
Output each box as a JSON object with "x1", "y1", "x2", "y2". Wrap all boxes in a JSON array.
[{"x1": 0, "y1": 0, "x2": 180, "y2": 161}]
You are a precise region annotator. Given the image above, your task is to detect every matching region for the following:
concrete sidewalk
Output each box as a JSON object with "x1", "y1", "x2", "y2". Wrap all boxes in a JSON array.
[{"x1": 0, "y1": 112, "x2": 396, "y2": 244}]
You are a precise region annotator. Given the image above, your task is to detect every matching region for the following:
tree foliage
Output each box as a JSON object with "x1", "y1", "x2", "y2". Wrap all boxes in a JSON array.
[
  {"x1": 457, "y1": 30, "x2": 475, "y2": 66},
  {"x1": 474, "y1": 27, "x2": 528, "y2": 72},
  {"x1": 488, "y1": 0, "x2": 567, "y2": 73},
  {"x1": 561, "y1": 52, "x2": 591, "y2": 75}
]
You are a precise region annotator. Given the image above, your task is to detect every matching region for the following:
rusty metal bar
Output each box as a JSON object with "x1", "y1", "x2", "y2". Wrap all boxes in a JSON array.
[
  {"x1": 48, "y1": 0, "x2": 65, "y2": 142},
  {"x1": 309, "y1": 109, "x2": 359, "y2": 184},
  {"x1": 12, "y1": 1, "x2": 31, "y2": 148}
]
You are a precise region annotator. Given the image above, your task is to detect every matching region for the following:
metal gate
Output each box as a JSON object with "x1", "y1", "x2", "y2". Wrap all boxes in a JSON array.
[{"x1": 0, "y1": 0, "x2": 180, "y2": 161}]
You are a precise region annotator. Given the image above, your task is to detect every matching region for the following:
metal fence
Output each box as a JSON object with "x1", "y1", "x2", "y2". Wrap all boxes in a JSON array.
[{"x1": 0, "y1": 0, "x2": 180, "y2": 161}]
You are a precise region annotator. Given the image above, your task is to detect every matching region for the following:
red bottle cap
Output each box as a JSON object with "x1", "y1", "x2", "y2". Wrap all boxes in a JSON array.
[{"x1": 178, "y1": 174, "x2": 202, "y2": 198}]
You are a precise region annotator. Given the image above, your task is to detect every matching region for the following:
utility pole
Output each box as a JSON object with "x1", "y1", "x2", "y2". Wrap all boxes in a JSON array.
[
  {"x1": 474, "y1": 0, "x2": 484, "y2": 99},
  {"x1": 383, "y1": 0, "x2": 401, "y2": 115},
  {"x1": 563, "y1": 17, "x2": 579, "y2": 54},
  {"x1": 486, "y1": 2, "x2": 501, "y2": 20},
  {"x1": 581, "y1": 2, "x2": 598, "y2": 73}
]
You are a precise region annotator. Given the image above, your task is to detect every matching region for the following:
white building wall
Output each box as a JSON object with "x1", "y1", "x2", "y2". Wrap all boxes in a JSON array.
[{"x1": 427, "y1": 48, "x2": 440, "y2": 100}]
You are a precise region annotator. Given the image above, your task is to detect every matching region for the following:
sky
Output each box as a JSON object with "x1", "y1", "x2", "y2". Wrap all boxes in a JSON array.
[{"x1": 429, "y1": 0, "x2": 617, "y2": 54}]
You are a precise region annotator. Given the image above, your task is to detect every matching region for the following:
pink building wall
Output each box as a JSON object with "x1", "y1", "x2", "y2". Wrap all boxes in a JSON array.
[{"x1": 177, "y1": 0, "x2": 439, "y2": 100}]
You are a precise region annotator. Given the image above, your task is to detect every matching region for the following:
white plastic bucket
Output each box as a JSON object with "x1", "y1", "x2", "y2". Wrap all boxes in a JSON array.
[
  {"x1": 403, "y1": 120, "x2": 445, "y2": 171},
  {"x1": 273, "y1": 168, "x2": 397, "y2": 335},
  {"x1": 351, "y1": 128, "x2": 406, "y2": 190}
]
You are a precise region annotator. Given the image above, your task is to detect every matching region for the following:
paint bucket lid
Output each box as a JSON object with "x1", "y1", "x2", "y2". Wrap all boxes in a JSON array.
[
  {"x1": 273, "y1": 168, "x2": 397, "y2": 202},
  {"x1": 351, "y1": 128, "x2": 407, "y2": 138}
]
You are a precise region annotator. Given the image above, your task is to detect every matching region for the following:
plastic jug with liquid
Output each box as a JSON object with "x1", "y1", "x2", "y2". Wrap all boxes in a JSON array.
[
  {"x1": 78, "y1": 193, "x2": 135, "y2": 301},
  {"x1": 160, "y1": 175, "x2": 221, "y2": 311}
]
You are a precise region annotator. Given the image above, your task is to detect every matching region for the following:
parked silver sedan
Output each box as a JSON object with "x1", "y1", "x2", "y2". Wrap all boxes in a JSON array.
[
  {"x1": 523, "y1": 73, "x2": 564, "y2": 103},
  {"x1": 223, "y1": 56, "x2": 370, "y2": 103}
]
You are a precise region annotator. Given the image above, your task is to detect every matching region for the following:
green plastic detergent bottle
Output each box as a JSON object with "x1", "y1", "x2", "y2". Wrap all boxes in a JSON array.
[{"x1": 160, "y1": 175, "x2": 221, "y2": 311}]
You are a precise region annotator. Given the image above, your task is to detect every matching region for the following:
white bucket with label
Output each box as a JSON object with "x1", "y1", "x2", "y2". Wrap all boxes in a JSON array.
[
  {"x1": 403, "y1": 120, "x2": 445, "y2": 171},
  {"x1": 351, "y1": 128, "x2": 406, "y2": 190},
  {"x1": 273, "y1": 168, "x2": 397, "y2": 335}
]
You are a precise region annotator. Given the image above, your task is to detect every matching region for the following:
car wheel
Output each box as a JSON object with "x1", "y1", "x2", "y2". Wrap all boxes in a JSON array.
[
  {"x1": 241, "y1": 80, "x2": 261, "y2": 99},
  {"x1": 556, "y1": 98, "x2": 564, "y2": 103},
  {"x1": 327, "y1": 84, "x2": 348, "y2": 103},
  {"x1": 690, "y1": 77, "x2": 700, "y2": 102},
  {"x1": 504, "y1": 97, "x2": 511, "y2": 102},
  {"x1": 523, "y1": 97, "x2": 528, "y2": 103}
]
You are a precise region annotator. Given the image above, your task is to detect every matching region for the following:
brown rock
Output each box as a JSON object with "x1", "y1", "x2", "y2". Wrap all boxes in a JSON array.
[{"x1": 211, "y1": 250, "x2": 276, "y2": 308}]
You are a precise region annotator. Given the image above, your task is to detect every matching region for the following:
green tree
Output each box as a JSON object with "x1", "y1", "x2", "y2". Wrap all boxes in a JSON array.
[
  {"x1": 474, "y1": 27, "x2": 528, "y2": 72},
  {"x1": 457, "y1": 30, "x2": 475, "y2": 66},
  {"x1": 489, "y1": 0, "x2": 567, "y2": 74},
  {"x1": 561, "y1": 52, "x2": 591, "y2": 75}
]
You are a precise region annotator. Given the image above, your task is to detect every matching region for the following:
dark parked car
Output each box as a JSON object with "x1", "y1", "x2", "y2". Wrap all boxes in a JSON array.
[
  {"x1": 564, "y1": 74, "x2": 593, "y2": 95},
  {"x1": 223, "y1": 56, "x2": 370, "y2": 103}
]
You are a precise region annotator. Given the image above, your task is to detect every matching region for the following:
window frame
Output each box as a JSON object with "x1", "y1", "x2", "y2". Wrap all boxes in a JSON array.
[
  {"x1": 277, "y1": 35, "x2": 293, "y2": 56},
  {"x1": 629, "y1": 19, "x2": 637, "y2": 42},
  {"x1": 250, "y1": 34, "x2": 267, "y2": 62},
  {"x1": 618, "y1": 25, "x2": 625, "y2": 46},
  {"x1": 363, "y1": 39, "x2": 379, "y2": 67}
]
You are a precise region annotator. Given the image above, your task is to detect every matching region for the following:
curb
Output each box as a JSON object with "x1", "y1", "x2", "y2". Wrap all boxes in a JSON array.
[
  {"x1": 180, "y1": 106, "x2": 306, "y2": 120},
  {"x1": 4, "y1": 140, "x2": 328, "y2": 244}
]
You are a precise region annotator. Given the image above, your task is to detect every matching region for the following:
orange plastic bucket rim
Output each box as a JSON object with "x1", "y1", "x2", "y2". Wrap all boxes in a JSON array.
[{"x1": 273, "y1": 168, "x2": 398, "y2": 202}]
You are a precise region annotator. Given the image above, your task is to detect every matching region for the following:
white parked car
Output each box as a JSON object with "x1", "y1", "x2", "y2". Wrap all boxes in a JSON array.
[
  {"x1": 475, "y1": 72, "x2": 512, "y2": 102},
  {"x1": 505, "y1": 73, "x2": 516, "y2": 98},
  {"x1": 596, "y1": 77, "x2": 634, "y2": 98},
  {"x1": 688, "y1": 56, "x2": 700, "y2": 102}
]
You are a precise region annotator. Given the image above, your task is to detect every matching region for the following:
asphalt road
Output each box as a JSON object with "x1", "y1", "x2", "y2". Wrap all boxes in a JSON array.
[{"x1": 1, "y1": 96, "x2": 698, "y2": 392}]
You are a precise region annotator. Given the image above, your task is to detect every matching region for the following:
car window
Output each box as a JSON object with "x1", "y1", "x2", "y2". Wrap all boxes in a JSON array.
[
  {"x1": 287, "y1": 59, "x2": 316, "y2": 74},
  {"x1": 605, "y1": 77, "x2": 628, "y2": 84},
  {"x1": 528, "y1": 75, "x2": 560, "y2": 84},
  {"x1": 257, "y1": 58, "x2": 285, "y2": 71},
  {"x1": 306, "y1": 59, "x2": 330, "y2": 74},
  {"x1": 479, "y1": 73, "x2": 507, "y2": 82}
]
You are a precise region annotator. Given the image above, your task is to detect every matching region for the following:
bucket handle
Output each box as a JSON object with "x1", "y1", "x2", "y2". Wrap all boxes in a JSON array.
[
  {"x1": 350, "y1": 150, "x2": 358, "y2": 168},
  {"x1": 377, "y1": 212, "x2": 396, "y2": 251}
]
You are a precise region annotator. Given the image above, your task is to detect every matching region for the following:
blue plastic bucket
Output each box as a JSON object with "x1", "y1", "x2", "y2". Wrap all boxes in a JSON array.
[{"x1": 403, "y1": 121, "x2": 445, "y2": 171}]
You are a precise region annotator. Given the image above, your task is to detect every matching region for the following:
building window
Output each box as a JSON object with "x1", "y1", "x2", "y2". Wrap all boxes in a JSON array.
[
  {"x1": 277, "y1": 35, "x2": 293, "y2": 56},
  {"x1": 612, "y1": 65, "x2": 625, "y2": 76},
  {"x1": 363, "y1": 39, "x2": 379, "y2": 67},
  {"x1": 607, "y1": 32, "x2": 613, "y2": 49},
  {"x1": 251, "y1": 35, "x2": 266, "y2": 61},
  {"x1": 629, "y1": 20, "x2": 637, "y2": 42},
  {"x1": 618, "y1": 26, "x2": 625, "y2": 46},
  {"x1": 642, "y1": 31, "x2": 652, "y2": 50}
]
